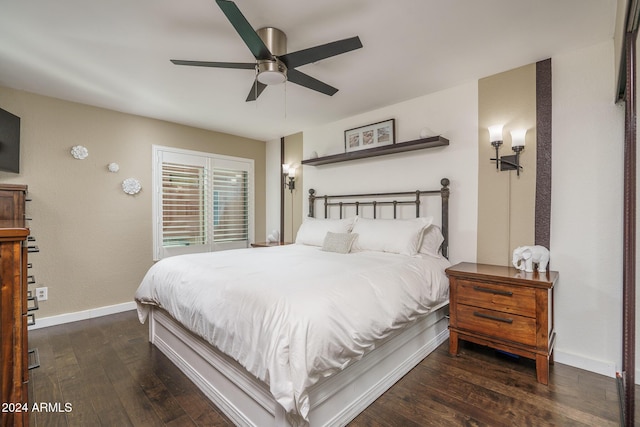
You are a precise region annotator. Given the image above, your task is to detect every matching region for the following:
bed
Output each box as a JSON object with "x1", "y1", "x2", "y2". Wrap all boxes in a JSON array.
[{"x1": 135, "y1": 178, "x2": 451, "y2": 426}]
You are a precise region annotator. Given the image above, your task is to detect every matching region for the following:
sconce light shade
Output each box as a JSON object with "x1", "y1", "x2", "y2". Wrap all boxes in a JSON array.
[
  {"x1": 282, "y1": 163, "x2": 296, "y2": 192},
  {"x1": 488, "y1": 124, "x2": 504, "y2": 143},
  {"x1": 488, "y1": 125, "x2": 525, "y2": 176},
  {"x1": 510, "y1": 129, "x2": 526, "y2": 148}
]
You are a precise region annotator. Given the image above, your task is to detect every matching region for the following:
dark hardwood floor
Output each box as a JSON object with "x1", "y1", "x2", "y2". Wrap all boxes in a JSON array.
[{"x1": 27, "y1": 310, "x2": 632, "y2": 426}]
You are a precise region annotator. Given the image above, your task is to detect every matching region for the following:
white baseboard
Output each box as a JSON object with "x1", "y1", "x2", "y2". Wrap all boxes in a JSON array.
[
  {"x1": 28, "y1": 301, "x2": 137, "y2": 330},
  {"x1": 553, "y1": 349, "x2": 618, "y2": 379},
  {"x1": 548, "y1": 351, "x2": 640, "y2": 385}
]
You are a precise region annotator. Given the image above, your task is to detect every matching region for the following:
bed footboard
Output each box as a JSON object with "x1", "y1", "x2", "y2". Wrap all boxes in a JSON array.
[{"x1": 148, "y1": 305, "x2": 449, "y2": 427}]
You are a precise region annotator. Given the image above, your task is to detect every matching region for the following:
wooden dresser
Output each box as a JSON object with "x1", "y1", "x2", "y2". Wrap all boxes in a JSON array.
[
  {"x1": 446, "y1": 262, "x2": 558, "y2": 385},
  {"x1": 0, "y1": 184, "x2": 29, "y2": 427}
]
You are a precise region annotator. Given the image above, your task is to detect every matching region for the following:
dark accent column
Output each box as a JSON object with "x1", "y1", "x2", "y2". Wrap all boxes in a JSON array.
[
  {"x1": 280, "y1": 137, "x2": 285, "y2": 243},
  {"x1": 535, "y1": 59, "x2": 552, "y2": 250},
  {"x1": 440, "y1": 178, "x2": 450, "y2": 259},
  {"x1": 622, "y1": 30, "x2": 636, "y2": 427}
]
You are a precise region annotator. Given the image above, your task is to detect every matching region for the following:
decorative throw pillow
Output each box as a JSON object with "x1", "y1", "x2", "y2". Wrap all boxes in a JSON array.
[
  {"x1": 321, "y1": 232, "x2": 358, "y2": 254},
  {"x1": 295, "y1": 217, "x2": 357, "y2": 247}
]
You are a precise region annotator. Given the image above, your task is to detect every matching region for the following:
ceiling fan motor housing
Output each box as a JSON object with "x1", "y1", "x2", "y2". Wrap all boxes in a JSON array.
[{"x1": 256, "y1": 27, "x2": 287, "y2": 85}]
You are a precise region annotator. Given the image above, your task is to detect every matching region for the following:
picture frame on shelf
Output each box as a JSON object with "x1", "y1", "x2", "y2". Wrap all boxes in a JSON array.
[{"x1": 344, "y1": 119, "x2": 395, "y2": 153}]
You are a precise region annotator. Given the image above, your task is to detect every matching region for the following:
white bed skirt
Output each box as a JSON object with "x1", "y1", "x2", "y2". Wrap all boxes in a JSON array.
[{"x1": 149, "y1": 304, "x2": 449, "y2": 426}]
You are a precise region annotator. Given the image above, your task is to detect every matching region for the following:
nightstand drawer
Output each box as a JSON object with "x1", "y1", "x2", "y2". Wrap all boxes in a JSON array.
[
  {"x1": 456, "y1": 304, "x2": 536, "y2": 346},
  {"x1": 456, "y1": 280, "x2": 536, "y2": 318}
]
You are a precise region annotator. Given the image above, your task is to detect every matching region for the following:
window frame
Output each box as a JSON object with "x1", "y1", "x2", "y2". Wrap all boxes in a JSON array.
[{"x1": 152, "y1": 145, "x2": 255, "y2": 260}]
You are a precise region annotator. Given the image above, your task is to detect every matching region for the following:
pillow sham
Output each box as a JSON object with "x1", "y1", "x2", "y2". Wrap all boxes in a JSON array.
[
  {"x1": 321, "y1": 232, "x2": 358, "y2": 254},
  {"x1": 295, "y1": 216, "x2": 357, "y2": 247},
  {"x1": 419, "y1": 225, "x2": 445, "y2": 257},
  {"x1": 351, "y1": 217, "x2": 433, "y2": 256}
]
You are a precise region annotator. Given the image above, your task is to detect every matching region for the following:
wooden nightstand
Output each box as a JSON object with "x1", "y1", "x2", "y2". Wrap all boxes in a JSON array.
[
  {"x1": 446, "y1": 262, "x2": 558, "y2": 384},
  {"x1": 250, "y1": 241, "x2": 293, "y2": 248}
]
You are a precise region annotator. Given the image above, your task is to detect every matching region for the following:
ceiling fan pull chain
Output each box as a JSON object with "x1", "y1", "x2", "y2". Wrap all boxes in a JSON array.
[{"x1": 255, "y1": 66, "x2": 259, "y2": 109}]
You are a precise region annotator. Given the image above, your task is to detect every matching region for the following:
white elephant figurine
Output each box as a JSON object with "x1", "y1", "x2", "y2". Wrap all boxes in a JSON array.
[{"x1": 512, "y1": 245, "x2": 550, "y2": 273}]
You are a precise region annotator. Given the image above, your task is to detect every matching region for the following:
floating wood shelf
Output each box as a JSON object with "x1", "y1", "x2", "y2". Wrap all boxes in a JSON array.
[{"x1": 301, "y1": 136, "x2": 449, "y2": 166}]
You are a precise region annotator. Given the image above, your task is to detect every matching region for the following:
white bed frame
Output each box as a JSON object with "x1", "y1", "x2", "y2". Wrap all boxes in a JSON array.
[
  {"x1": 147, "y1": 179, "x2": 452, "y2": 426},
  {"x1": 149, "y1": 305, "x2": 449, "y2": 426}
]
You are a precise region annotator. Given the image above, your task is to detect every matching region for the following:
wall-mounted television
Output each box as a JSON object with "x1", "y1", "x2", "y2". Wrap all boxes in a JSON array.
[{"x1": 0, "y1": 107, "x2": 20, "y2": 174}]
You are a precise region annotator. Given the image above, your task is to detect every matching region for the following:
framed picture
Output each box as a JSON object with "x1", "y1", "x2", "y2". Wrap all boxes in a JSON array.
[{"x1": 344, "y1": 119, "x2": 396, "y2": 153}]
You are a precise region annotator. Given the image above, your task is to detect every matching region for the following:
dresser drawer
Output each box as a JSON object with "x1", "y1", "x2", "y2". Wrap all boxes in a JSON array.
[
  {"x1": 456, "y1": 304, "x2": 536, "y2": 346},
  {"x1": 456, "y1": 279, "x2": 536, "y2": 318}
]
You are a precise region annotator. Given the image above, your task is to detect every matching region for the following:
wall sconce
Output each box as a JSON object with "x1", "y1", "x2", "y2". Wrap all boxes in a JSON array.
[
  {"x1": 282, "y1": 163, "x2": 296, "y2": 192},
  {"x1": 488, "y1": 125, "x2": 526, "y2": 177}
]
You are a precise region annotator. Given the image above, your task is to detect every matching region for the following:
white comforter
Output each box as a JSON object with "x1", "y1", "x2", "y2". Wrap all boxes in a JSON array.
[{"x1": 135, "y1": 244, "x2": 449, "y2": 422}]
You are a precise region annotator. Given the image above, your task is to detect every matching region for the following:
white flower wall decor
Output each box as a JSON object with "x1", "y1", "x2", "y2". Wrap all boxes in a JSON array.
[
  {"x1": 122, "y1": 178, "x2": 142, "y2": 195},
  {"x1": 107, "y1": 162, "x2": 120, "y2": 172},
  {"x1": 70, "y1": 145, "x2": 89, "y2": 159}
]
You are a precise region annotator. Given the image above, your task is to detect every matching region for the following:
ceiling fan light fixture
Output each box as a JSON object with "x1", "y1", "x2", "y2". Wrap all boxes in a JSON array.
[{"x1": 257, "y1": 60, "x2": 287, "y2": 85}]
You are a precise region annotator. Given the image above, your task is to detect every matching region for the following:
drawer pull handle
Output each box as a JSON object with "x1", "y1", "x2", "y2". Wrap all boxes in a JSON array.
[
  {"x1": 473, "y1": 286, "x2": 513, "y2": 297},
  {"x1": 473, "y1": 311, "x2": 513, "y2": 324}
]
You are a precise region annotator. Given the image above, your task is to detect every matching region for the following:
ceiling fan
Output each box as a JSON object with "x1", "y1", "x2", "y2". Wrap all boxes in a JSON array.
[{"x1": 171, "y1": 0, "x2": 363, "y2": 102}]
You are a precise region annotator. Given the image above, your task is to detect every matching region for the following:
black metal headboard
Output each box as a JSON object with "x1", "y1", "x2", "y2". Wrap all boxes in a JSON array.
[{"x1": 308, "y1": 178, "x2": 450, "y2": 258}]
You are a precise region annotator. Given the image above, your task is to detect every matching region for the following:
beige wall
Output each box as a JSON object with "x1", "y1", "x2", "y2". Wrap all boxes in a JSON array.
[
  {"x1": 283, "y1": 132, "x2": 303, "y2": 242},
  {"x1": 0, "y1": 86, "x2": 266, "y2": 318},
  {"x1": 477, "y1": 63, "x2": 537, "y2": 265}
]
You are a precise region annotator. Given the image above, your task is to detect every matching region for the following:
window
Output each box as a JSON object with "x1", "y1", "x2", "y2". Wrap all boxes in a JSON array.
[{"x1": 152, "y1": 146, "x2": 254, "y2": 260}]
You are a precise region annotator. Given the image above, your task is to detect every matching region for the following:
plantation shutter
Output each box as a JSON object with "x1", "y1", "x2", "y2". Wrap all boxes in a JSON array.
[
  {"x1": 162, "y1": 163, "x2": 207, "y2": 247},
  {"x1": 155, "y1": 151, "x2": 210, "y2": 259},
  {"x1": 153, "y1": 146, "x2": 254, "y2": 260},
  {"x1": 213, "y1": 169, "x2": 249, "y2": 249},
  {"x1": 212, "y1": 158, "x2": 251, "y2": 251}
]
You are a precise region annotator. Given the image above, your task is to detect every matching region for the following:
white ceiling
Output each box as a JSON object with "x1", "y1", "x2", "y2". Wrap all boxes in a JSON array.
[{"x1": 0, "y1": 0, "x2": 617, "y2": 141}]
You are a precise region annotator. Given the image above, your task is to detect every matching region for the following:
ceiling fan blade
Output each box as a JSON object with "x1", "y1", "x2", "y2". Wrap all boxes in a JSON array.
[
  {"x1": 246, "y1": 80, "x2": 267, "y2": 102},
  {"x1": 286, "y1": 69, "x2": 338, "y2": 96},
  {"x1": 279, "y1": 36, "x2": 362, "y2": 69},
  {"x1": 171, "y1": 59, "x2": 255, "y2": 69},
  {"x1": 215, "y1": 0, "x2": 272, "y2": 61}
]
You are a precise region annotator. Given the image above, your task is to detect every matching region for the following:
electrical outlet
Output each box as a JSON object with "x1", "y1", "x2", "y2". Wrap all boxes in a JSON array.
[{"x1": 35, "y1": 287, "x2": 48, "y2": 301}]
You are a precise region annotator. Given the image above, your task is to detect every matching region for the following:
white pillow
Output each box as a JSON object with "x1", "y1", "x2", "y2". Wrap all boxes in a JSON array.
[
  {"x1": 295, "y1": 217, "x2": 356, "y2": 247},
  {"x1": 419, "y1": 225, "x2": 445, "y2": 257},
  {"x1": 352, "y1": 217, "x2": 433, "y2": 256}
]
